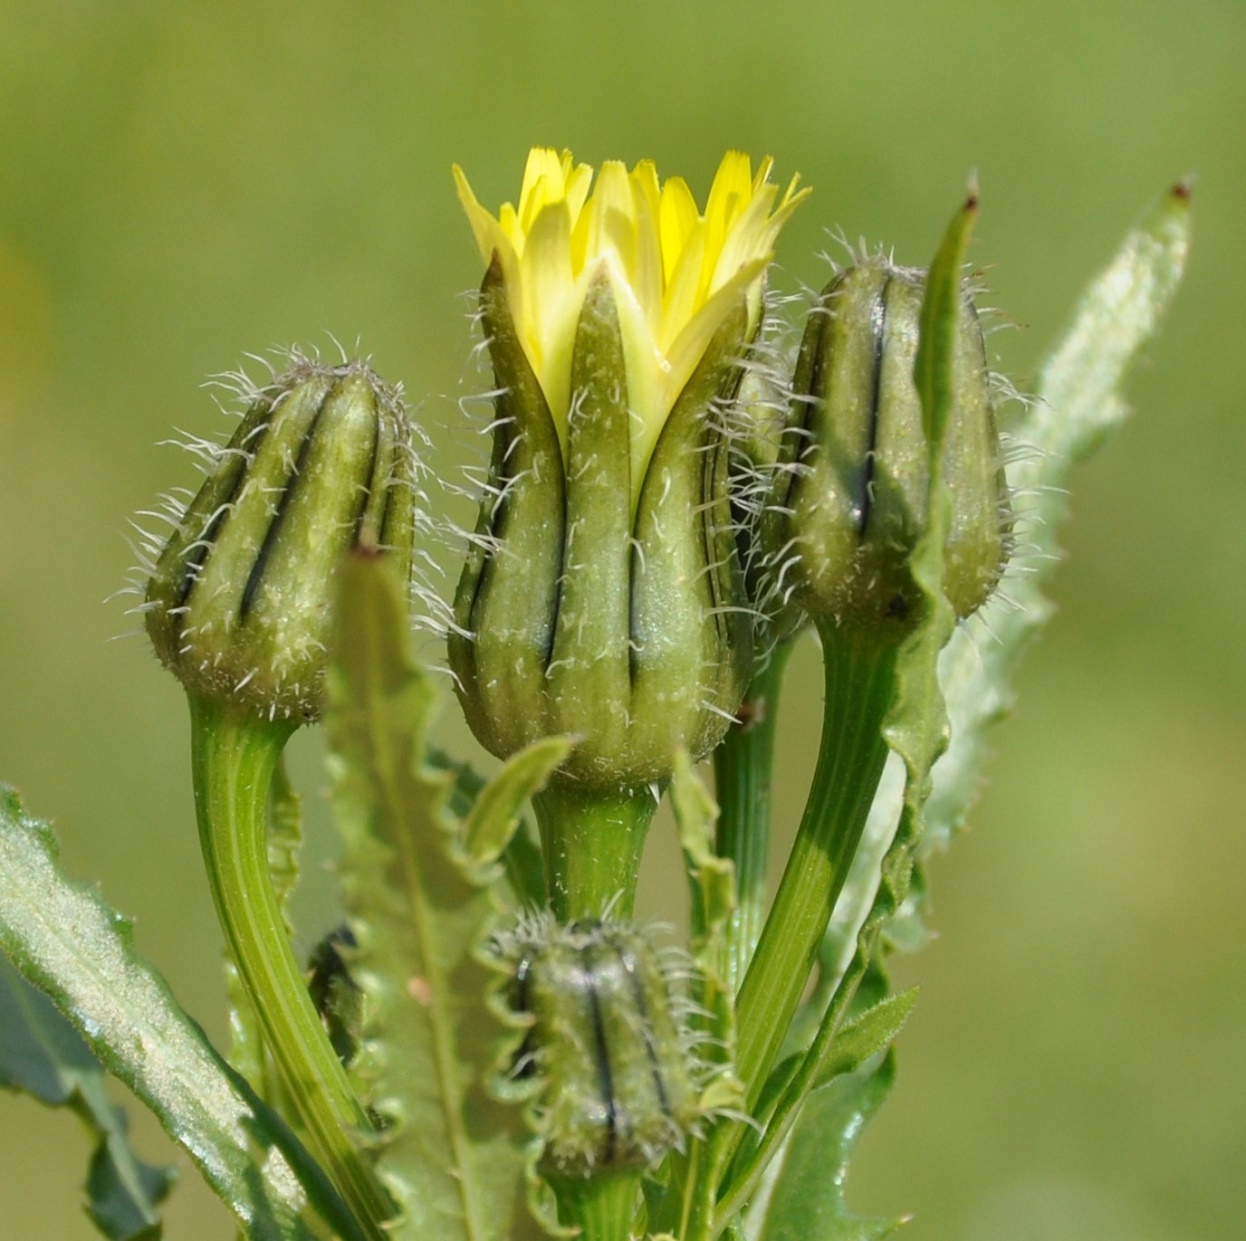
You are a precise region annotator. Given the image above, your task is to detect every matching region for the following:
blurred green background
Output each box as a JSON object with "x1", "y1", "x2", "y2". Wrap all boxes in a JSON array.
[{"x1": 1, "y1": 1, "x2": 1242, "y2": 1237}]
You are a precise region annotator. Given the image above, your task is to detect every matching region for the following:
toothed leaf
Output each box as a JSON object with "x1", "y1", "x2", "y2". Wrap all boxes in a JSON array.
[
  {"x1": 326, "y1": 553, "x2": 546, "y2": 1241},
  {"x1": 922, "y1": 182, "x2": 1192, "y2": 855},
  {"x1": 0, "y1": 785, "x2": 363, "y2": 1241},
  {"x1": 749, "y1": 1057, "x2": 901, "y2": 1241},
  {"x1": 671, "y1": 749, "x2": 737, "y2": 1061},
  {"x1": 0, "y1": 951, "x2": 174, "y2": 1239}
]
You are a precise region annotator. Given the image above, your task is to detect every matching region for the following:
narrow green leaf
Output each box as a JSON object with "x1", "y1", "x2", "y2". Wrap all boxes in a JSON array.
[
  {"x1": 430, "y1": 749, "x2": 548, "y2": 908},
  {"x1": 670, "y1": 749, "x2": 741, "y2": 1098},
  {"x1": 749, "y1": 1058, "x2": 901, "y2": 1241},
  {"x1": 812, "y1": 989, "x2": 917, "y2": 1089},
  {"x1": 718, "y1": 963, "x2": 915, "y2": 1223},
  {"x1": 879, "y1": 188, "x2": 978, "y2": 903},
  {"x1": 463, "y1": 736, "x2": 571, "y2": 879},
  {"x1": 326, "y1": 552, "x2": 545, "y2": 1241},
  {"x1": 914, "y1": 182, "x2": 980, "y2": 451},
  {"x1": 0, "y1": 784, "x2": 367, "y2": 1241},
  {"x1": 0, "y1": 951, "x2": 174, "y2": 1239},
  {"x1": 922, "y1": 182, "x2": 1192, "y2": 854}
]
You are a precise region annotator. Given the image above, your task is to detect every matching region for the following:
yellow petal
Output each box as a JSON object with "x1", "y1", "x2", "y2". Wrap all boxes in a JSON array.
[
  {"x1": 664, "y1": 257, "x2": 768, "y2": 408},
  {"x1": 518, "y1": 148, "x2": 569, "y2": 232},
  {"x1": 520, "y1": 200, "x2": 579, "y2": 427},
  {"x1": 630, "y1": 162, "x2": 664, "y2": 340},
  {"x1": 660, "y1": 219, "x2": 708, "y2": 353},
  {"x1": 453, "y1": 147, "x2": 808, "y2": 503},
  {"x1": 659, "y1": 177, "x2": 699, "y2": 285},
  {"x1": 453, "y1": 165, "x2": 512, "y2": 267}
]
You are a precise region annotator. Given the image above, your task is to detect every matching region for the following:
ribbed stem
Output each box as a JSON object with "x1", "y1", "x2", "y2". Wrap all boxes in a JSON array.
[
  {"x1": 546, "y1": 1169, "x2": 642, "y2": 1241},
  {"x1": 531, "y1": 779, "x2": 658, "y2": 921},
  {"x1": 712, "y1": 640, "x2": 795, "y2": 992},
  {"x1": 732, "y1": 623, "x2": 897, "y2": 1104},
  {"x1": 188, "y1": 696, "x2": 391, "y2": 1238}
]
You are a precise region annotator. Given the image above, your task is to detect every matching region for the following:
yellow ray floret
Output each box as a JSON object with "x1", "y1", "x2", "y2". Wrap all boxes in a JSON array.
[{"x1": 454, "y1": 149, "x2": 808, "y2": 488}]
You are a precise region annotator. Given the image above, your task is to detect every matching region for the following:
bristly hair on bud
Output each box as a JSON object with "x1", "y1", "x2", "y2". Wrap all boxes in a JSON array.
[
  {"x1": 486, "y1": 912, "x2": 716, "y2": 1178},
  {"x1": 754, "y1": 254, "x2": 1013, "y2": 642},
  {"x1": 138, "y1": 349, "x2": 427, "y2": 722}
]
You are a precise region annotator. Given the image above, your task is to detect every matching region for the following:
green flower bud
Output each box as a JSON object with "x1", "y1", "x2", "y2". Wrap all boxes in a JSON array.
[
  {"x1": 449, "y1": 259, "x2": 753, "y2": 788},
  {"x1": 144, "y1": 355, "x2": 418, "y2": 722},
  {"x1": 494, "y1": 916, "x2": 703, "y2": 1176},
  {"x1": 768, "y1": 258, "x2": 1010, "y2": 637}
]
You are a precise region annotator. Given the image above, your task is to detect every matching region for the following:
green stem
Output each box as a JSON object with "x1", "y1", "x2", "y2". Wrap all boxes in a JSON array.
[
  {"x1": 732, "y1": 623, "x2": 896, "y2": 1106},
  {"x1": 713, "y1": 640, "x2": 794, "y2": 992},
  {"x1": 188, "y1": 695, "x2": 392, "y2": 1238},
  {"x1": 546, "y1": 1169, "x2": 642, "y2": 1241},
  {"x1": 531, "y1": 778, "x2": 658, "y2": 921},
  {"x1": 672, "y1": 627, "x2": 897, "y2": 1241}
]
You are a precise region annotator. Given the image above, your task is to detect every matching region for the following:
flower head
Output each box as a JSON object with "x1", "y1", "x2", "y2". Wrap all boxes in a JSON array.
[
  {"x1": 454, "y1": 149, "x2": 806, "y2": 504},
  {"x1": 450, "y1": 150, "x2": 805, "y2": 789},
  {"x1": 144, "y1": 354, "x2": 419, "y2": 722},
  {"x1": 762, "y1": 258, "x2": 1011, "y2": 637}
]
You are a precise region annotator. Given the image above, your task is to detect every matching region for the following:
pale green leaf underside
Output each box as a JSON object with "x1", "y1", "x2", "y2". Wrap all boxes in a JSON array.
[
  {"x1": 925, "y1": 182, "x2": 1192, "y2": 854},
  {"x1": 327, "y1": 554, "x2": 545, "y2": 1241},
  {"x1": 0, "y1": 785, "x2": 364, "y2": 1241},
  {"x1": 0, "y1": 950, "x2": 174, "y2": 1239}
]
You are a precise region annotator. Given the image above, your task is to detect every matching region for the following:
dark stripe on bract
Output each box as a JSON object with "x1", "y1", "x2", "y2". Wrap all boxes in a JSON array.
[
  {"x1": 240, "y1": 401, "x2": 327, "y2": 621},
  {"x1": 857, "y1": 277, "x2": 890, "y2": 539},
  {"x1": 580, "y1": 946, "x2": 619, "y2": 1163},
  {"x1": 617, "y1": 935, "x2": 673, "y2": 1119},
  {"x1": 510, "y1": 953, "x2": 538, "y2": 1080},
  {"x1": 173, "y1": 416, "x2": 274, "y2": 612}
]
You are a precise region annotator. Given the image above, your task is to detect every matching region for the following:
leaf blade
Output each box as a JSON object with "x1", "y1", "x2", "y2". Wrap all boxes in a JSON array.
[
  {"x1": 0, "y1": 784, "x2": 366, "y2": 1241},
  {"x1": 925, "y1": 181, "x2": 1193, "y2": 855},
  {"x1": 749, "y1": 1057, "x2": 901, "y2": 1241},
  {"x1": 327, "y1": 552, "x2": 544, "y2": 1241},
  {"x1": 0, "y1": 951, "x2": 175, "y2": 1239}
]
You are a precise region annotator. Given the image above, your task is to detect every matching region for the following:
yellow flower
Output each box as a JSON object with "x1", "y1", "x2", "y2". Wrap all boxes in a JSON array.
[{"x1": 453, "y1": 149, "x2": 807, "y2": 496}]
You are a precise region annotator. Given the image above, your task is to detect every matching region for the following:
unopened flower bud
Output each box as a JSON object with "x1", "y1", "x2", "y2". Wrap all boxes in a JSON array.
[
  {"x1": 495, "y1": 917, "x2": 702, "y2": 1176},
  {"x1": 772, "y1": 259, "x2": 1009, "y2": 636},
  {"x1": 144, "y1": 355, "x2": 417, "y2": 722}
]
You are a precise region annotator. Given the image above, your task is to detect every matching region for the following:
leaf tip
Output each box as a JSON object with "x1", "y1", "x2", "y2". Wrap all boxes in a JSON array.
[
  {"x1": 1170, "y1": 175, "x2": 1195, "y2": 203},
  {"x1": 963, "y1": 170, "x2": 980, "y2": 213}
]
